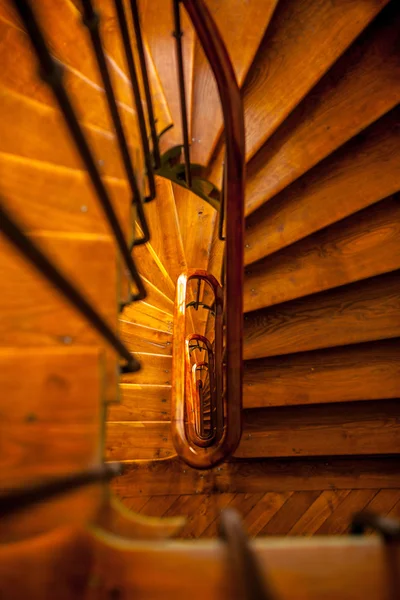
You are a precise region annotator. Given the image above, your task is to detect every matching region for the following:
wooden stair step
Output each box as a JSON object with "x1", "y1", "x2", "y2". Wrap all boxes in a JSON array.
[
  {"x1": 139, "y1": 276, "x2": 174, "y2": 315},
  {"x1": 245, "y1": 1, "x2": 400, "y2": 213},
  {"x1": 109, "y1": 384, "x2": 171, "y2": 422},
  {"x1": 244, "y1": 107, "x2": 400, "y2": 264},
  {"x1": 243, "y1": 271, "x2": 400, "y2": 360},
  {"x1": 0, "y1": 346, "x2": 104, "y2": 542},
  {"x1": 0, "y1": 87, "x2": 126, "y2": 180},
  {"x1": 0, "y1": 154, "x2": 132, "y2": 240},
  {"x1": 139, "y1": 0, "x2": 194, "y2": 149},
  {"x1": 190, "y1": 0, "x2": 277, "y2": 165},
  {"x1": 133, "y1": 231, "x2": 176, "y2": 300},
  {"x1": 243, "y1": 339, "x2": 400, "y2": 409},
  {"x1": 119, "y1": 320, "x2": 172, "y2": 356},
  {"x1": 0, "y1": 232, "x2": 119, "y2": 402},
  {"x1": 106, "y1": 420, "x2": 174, "y2": 461},
  {"x1": 120, "y1": 352, "x2": 171, "y2": 385},
  {"x1": 235, "y1": 399, "x2": 400, "y2": 459},
  {"x1": 122, "y1": 300, "x2": 173, "y2": 332},
  {"x1": 0, "y1": 14, "x2": 137, "y2": 138},
  {"x1": 244, "y1": 196, "x2": 400, "y2": 313}
]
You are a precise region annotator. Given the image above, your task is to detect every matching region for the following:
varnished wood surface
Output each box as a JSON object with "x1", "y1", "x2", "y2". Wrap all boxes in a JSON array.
[
  {"x1": 244, "y1": 271, "x2": 400, "y2": 360},
  {"x1": 244, "y1": 197, "x2": 400, "y2": 312},
  {"x1": 190, "y1": 0, "x2": 277, "y2": 165},
  {"x1": 113, "y1": 456, "x2": 400, "y2": 497},
  {"x1": 245, "y1": 1, "x2": 400, "y2": 212},
  {"x1": 0, "y1": 233, "x2": 119, "y2": 402},
  {"x1": 120, "y1": 352, "x2": 172, "y2": 385},
  {"x1": 108, "y1": 384, "x2": 171, "y2": 421},
  {"x1": 119, "y1": 320, "x2": 172, "y2": 355},
  {"x1": 245, "y1": 108, "x2": 400, "y2": 262},
  {"x1": 243, "y1": 340, "x2": 400, "y2": 408}
]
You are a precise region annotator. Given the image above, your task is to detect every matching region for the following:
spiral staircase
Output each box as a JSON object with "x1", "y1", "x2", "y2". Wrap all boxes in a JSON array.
[{"x1": 0, "y1": 0, "x2": 399, "y2": 597}]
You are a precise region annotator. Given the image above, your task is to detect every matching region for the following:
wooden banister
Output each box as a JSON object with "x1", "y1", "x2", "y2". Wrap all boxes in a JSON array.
[{"x1": 171, "y1": 0, "x2": 245, "y2": 468}]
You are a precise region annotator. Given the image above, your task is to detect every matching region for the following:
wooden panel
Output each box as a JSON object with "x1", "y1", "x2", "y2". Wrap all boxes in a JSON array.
[
  {"x1": 144, "y1": 177, "x2": 186, "y2": 283},
  {"x1": 190, "y1": 0, "x2": 277, "y2": 165},
  {"x1": 258, "y1": 491, "x2": 321, "y2": 535},
  {"x1": 316, "y1": 490, "x2": 379, "y2": 534},
  {"x1": 112, "y1": 456, "x2": 400, "y2": 497},
  {"x1": 0, "y1": 87, "x2": 126, "y2": 180},
  {"x1": 120, "y1": 352, "x2": 172, "y2": 384},
  {"x1": 137, "y1": 495, "x2": 180, "y2": 518},
  {"x1": 240, "y1": 0, "x2": 389, "y2": 162},
  {"x1": 109, "y1": 384, "x2": 171, "y2": 421},
  {"x1": 242, "y1": 492, "x2": 293, "y2": 537},
  {"x1": 119, "y1": 320, "x2": 172, "y2": 355},
  {"x1": 245, "y1": 2, "x2": 400, "y2": 211},
  {"x1": 288, "y1": 490, "x2": 350, "y2": 536},
  {"x1": 244, "y1": 272, "x2": 400, "y2": 360},
  {"x1": 122, "y1": 301, "x2": 173, "y2": 332},
  {"x1": 244, "y1": 197, "x2": 400, "y2": 312},
  {"x1": 139, "y1": 0, "x2": 194, "y2": 148},
  {"x1": 106, "y1": 421, "x2": 174, "y2": 461},
  {"x1": 243, "y1": 339, "x2": 400, "y2": 408},
  {"x1": 0, "y1": 233, "x2": 118, "y2": 402},
  {"x1": 235, "y1": 400, "x2": 400, "y2": 459},
  {"x1": 245, "y1": 108, "x2": 400, "y2": 263},
  {"x1": 0, "y1": 153, "x2": 131, "y2": 239}
]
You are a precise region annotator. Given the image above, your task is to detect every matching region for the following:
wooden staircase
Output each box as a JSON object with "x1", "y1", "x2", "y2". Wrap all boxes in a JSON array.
[{"x1": 0, "y1": 0, "x2": 399, "y2": 596}]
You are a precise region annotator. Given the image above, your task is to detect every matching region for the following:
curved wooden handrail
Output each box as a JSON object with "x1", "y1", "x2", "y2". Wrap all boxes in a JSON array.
[{"x1": 172, "y1": 0, "x2": 244, "y2": 468}]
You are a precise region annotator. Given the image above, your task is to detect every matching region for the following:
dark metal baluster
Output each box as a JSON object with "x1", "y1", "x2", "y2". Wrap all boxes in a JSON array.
[
  {"x1": 173, "y1": 0, "x2": 192, "y2": 188},
  {"x1": 220, "y1": 509, "x2": 276, "y2": 600},
  {"x1": 351, "y1": 511, "x2": 400, "y2": 541},
  {"x1": 113, "y1": 0, "x2": 156, "y2": 202},
  {"x1": 12, "y1": 0, "x2": 146, "y2": 302},
  {"x1": 129, "y1": 0, "x2": 161, "y2": 168},
  {"x1": 218, "y1": 151, "x2": 226, "y2": 241},
  {"x1": 1, "y1": 204, "x2": 140, "y2": 373},
  {"x1": 0, "y1": 463, "x2": 123, "y2": 518},
  {"x1": 81, "y1": 0, "x2": 150, "y2": 246}
]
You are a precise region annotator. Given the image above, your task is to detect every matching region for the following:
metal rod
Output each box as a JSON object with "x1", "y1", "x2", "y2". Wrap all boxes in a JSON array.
[
  {"x1": 218, "y1": 153, "x2": 226, "y2": 241},
  {"x1": 129, "y1": 0, "x2": 161, "y2": 169},
  {"x1": 0, "y1": 463, "x2": 123, "y2": 518},
  {"x1": 173, "y1": 0, "x2": 192, "y2": 188},
  {"x1": 351, "y1": 511, "x2": 400, "y2": 541},
  {"x1": 0, "y1": 204, "x2": 140, "y2": 373},
  {"x1": 81, "y1": 0, "x2": 150, "y2": 246},
  {"x1": 12, "y1": 0, "x2": 146, "y2": 302},
  {"x1": 113, "y1": 0, "x2": 156, "y2": 202}
]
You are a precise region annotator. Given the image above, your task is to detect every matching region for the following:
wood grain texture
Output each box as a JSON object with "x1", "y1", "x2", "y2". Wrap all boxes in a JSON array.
[
  {"x1": 288, "y1": 490, "x2": 350, "y2": 535},
  {"x1": 139, "y1": 277, "x2": 174, "y2": 315},
  {"x1": 190, "y1": 0, "x2": 277, "y2": 165},
  {"x1": 122, "y1": 300, "x2": 172, "y2": 332},
  {"x1": 120, "y1": 352, "x2": 171, "y2": 385},
  {"x1": 139, "y1": 0, "x2": 194, "y2": 148},
  {"x1": 235, "y1": 400, "x2": 400, "y2": 458},
  {"x1": 316, "y1": 489, "x2": 379, "y2": 534},
  {"x1": 244, "y1": 197, "x2": 400, "y2": 312},
  {"x1": 133, "y1": 236, "x2": 176, "y2": 300},
  {"x1": 244, "y1": 271, "x2": 400, "y2": 360},
  {"x1": 243, "y1": 339, "x2": 400, "y2": 408},
  {"x1": 107, "y1": 398, "x2": 400, "y2": 461},
  {"x1": 0, "y1": 233, "x2": 119, "y2": 402},
  {"x1": 108, "y1": 384, "x2": 171, "y2": 421},
  {"x1": 245, "y1": 108, "x2": 400, "y2": 263},
  {"x1": 258, "y1": 491, "x2": 321, "y2": 535},
  {"x1": 112, "y1": 456, "x2": 400, "y2": 497},
  {"x1": 119, "y1": 320, "x2": 172, "y2": 355},
  {"x1": 245, "y1": 1, "x2": 400, "y2": 212},
  {"x1": 0, "y1": 87, "x2": 126, "y2": 180},
  {"x1": 0, "y1": 153, "x2": 131, "y2": 239},
  {"x1": 144, "y1": 177, "x2": 187, "y2": 284},
  {"x1": 240, "y1": 0, "x2": 389, "y2": 162}
]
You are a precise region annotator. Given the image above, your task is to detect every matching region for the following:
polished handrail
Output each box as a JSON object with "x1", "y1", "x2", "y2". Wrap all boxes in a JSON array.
[
  {"x1": 173, "y1": 0, "x2": 192, "y2": 188},
  {"x1": 113, "y1": 0, "x2": 156, "y2": 202},
  {"x1": 12, "y1": 0, "x2": 147, "y2": 302},
  {"x1": 81, "y1": 0, "x2": 150, "y2": 246},
  {"x1": 172, "y1": 0, "x2": 244, "y2": 468},
  {"x1": 1, "y1": 204, "x2": 140, "y2": 373}
]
